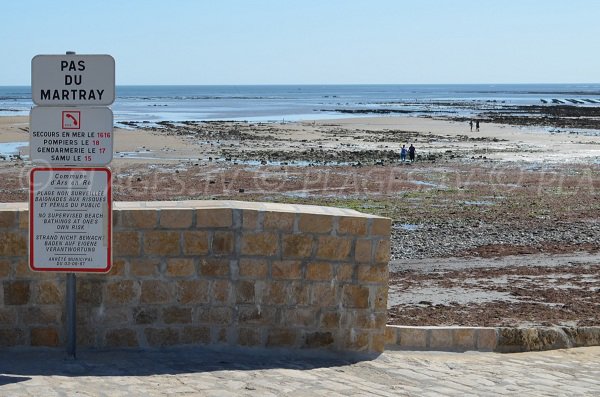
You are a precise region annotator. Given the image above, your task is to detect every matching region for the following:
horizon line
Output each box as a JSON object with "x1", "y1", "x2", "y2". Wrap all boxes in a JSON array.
[{"x1": 2, "y1": 82, "x2": 600, "y2": 87}]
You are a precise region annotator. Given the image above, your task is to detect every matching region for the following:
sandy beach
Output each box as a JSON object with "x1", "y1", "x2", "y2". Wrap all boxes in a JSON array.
[{"x1": 1, "y1": 114, "x2": 599, "y2": 327}]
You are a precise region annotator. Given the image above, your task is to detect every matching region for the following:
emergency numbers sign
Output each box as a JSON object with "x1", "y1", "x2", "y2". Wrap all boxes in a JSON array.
[
  {"x1": 29, "y1": 168, "x2": 112, "y2": 272},
  {"x1": 30, "y1": 107, "x2": 113, "y2": 166},
  {"x1": 32, "y1": 54, "x2": 115, "y2": 106}
]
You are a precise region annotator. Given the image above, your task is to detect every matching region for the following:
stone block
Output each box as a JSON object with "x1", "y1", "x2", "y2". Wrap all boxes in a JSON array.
[
  {"x1": 282, "y1": 308, "x2": 316, "y2": 328},
  {"x1": 196, "y1": 208, "x2": 232, "y2": 228},
  {"x1": 282, "y1": 234, "x2": 314, "y2": 258},
  {"x1": 287, "y1": 281, "x2": 310, "y2": 306},
  {"x1": 271, "y1": 260, "x2": 302, "y2": 280},
  {"x1": 14, "y1": 259, "x2": 35, "y2": 278},
  {"x1": 0, "y1": 211, "x2": 16, "y2": 228},
  {"x1": 263, "y1": 211, "x2": 294, "y2": 231},
  {"x1": 239, "y1": 258, "x2": 269, "y2": 279},
  {"x1": 22, "y1": 307, "x2": 61, "y2": 325},
  {"x1": 338, "y1": 217, "x2": 368, "y2": 236},
  {"x1": 212, "y1": 231, "x2": 234, "y2": 255},
  {"x1": 105, "y1": 328, "x2": 138, "y2": 347},
  {"x1": 163, "y1": 306, "x2": 192, "y2": 324},
  {"x1": 34, "y1": 280, "x2": 62, "y2": 304},
  {"x1": 183, "y1": 231, "x2": 209, "y2": 255},
  {"x1": 371, "y1": 218, "x2": 391, "y2": 236},
  {"x1": 143, "y1": 231, "x2": 180, "y2": 256},
  {"x1": 200, "y1": 258, "x2": 230, "y2": 277},
  {"x1": 355, "y1": 239, "x2": 372, "y2": 263},
  {"x1": 105, "y1": 280, "x2": 138, "y2": 305},
  {"x1": 316, "y1": 236, "x2": 351, "y2": 261},
  {"x1": 99, "y1": 307, "x2": 130, "y2": 327},
  {"x1": 430, "y1": 328, "x2": 453, "y2": 350},
  {"x1": 477, "y1": 328, "x2": 498, "y2": 351},
  {"x1": 304, "y1": 331, "x2": 334, "y2": 348},
  {"x1": 181, "y1": 326, "x2": 211, "y2": 344},
  {"x1": 310, "y1": 283, "x2": 337, "y2": 307},
  {"x1": 144, "y1": 328, "x2": 180, "y2": 347},
  {"x1": 374, "y1": 239, "x2": 391, "y2": 264},
  {"x1": 0, "y1": 232, "x2": 26, "y2": 256},
  {"x1": 215, "y1": 327, "x2": 228, "y2": 344},
  {"x1": 3, "y1": 280, "x2": 30, "y2": 305},
  {"x1": 120, "y1": 209, "x2": 157, "y2": 229},
  {"x1": 211, "y1": 280, "x2": 231, "y2": 303},
  {"x1": 235, "y1": 280, "x2": 255, "y2": 303},
  {"x1": 140, "y1": 280, "x2": 173, "y2": 304},
  {"x1": 159, "y1": 209, "x2": 193, "y2": 229},
  {"x1": 0, "y1": 329, "x2": 25, "y2": 347},
  {"x1": 133, "y1": 307, "x2": 159, "y2": 324},
  {"x1": 357, "y1": 265, "x2": 388, "y2": 283},
  {"x1": 337, "y1": 264, "x2": 354, "y2": 281},
  {"x1": 298, "y1": 214, "x2": 332, "y2": 234},
  {"x1": 385, "y1": 326, "x2": 398, "y2": 345},
  {"x1": 264, "y1": 281, "x2": 287, "y2": 305},
  {"x1": 31, "y1": 327, "x2": 60, "y2": 347},
  {"x1": 306, "y1": 262, "x2": 333, "y2": 281},
  {"x1": 209, "y1": 307, "x2": 233, "y2": 325},
  {"x1": 341, "y1": 329, "x2": 369, "y2": 351},
  {"x1": 238, "y1": 328, "x2": 262, "y2": 346},
  {"x1": 238, "y1": 305, "x2": 277, "y2": 325},
  {"x1": 453, "y1": 328, "x2": 477, "y2": 351},
  {"x1": 108, "y1": 258, "x2": 126, "y2": 276},
  {"x1": 242, "y1": 210, "x2": 259, "y2": 230},
  {"x1": 371, "y1": 332, "x2": 386, "y2": 352},
  {"x1": 77, "y1": 279, "x2": 104, "y2": 306},
  {"x1": 177, "y1": 279, "x2": 209, "y2": 304},
  {"x1": 373, "y1": 286, "x2": 388, "y2": 310},
  {"x1": 130, "y1": 257, "x2": 160, "y2": 277},
  {"x1": 354, "y1": 311, "x2": 387, "y2": 330},
  {"x1": 0, "y1": 307, "x2": 16, "y2": 325},
  {"x1": 342, "y1": 284, "x2": 369, "y2": 309},
  {"x1": 166, "y1": 258, "x2": 196, "y2": 277},
  {"x1": 267, "y1": 329, "x2": 298, "y2": 347},
  {"x1": 113, "y1": 231, "x2": 141, "y2": 256},
  {"x1": 319, "y1": 311, "x2": 340, "y2": 330},
  {"x1": 0, "y1": 259, "x2": 11, "y2": 279},
  {"x1": 18, "y1": 210, "x2": 28, "y2": 230},
  {"x1": 241, "y1": 233, "x2": 278, "y2": 256}
]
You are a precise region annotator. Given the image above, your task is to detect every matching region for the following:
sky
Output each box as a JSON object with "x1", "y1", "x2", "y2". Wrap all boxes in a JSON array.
[{"x1": 1, "y1": 0, "x2": 598, "y2": 85}]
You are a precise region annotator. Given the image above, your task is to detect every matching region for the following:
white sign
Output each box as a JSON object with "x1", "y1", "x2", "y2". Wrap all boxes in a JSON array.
[
  {"x1": 31, "y1": 54, "x2": 115, "y2": 106},
  {"x1": 29, "y1": 167, "x2": 112, "y2": 273},
  {"x1": 30, "y1": 107, "x2": 113, "y2": 166}
]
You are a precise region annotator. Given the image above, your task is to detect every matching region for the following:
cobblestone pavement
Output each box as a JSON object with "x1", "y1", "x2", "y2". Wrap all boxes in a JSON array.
[{"x1": 1, "y1": 346, "x2": 599, "y2": 396}]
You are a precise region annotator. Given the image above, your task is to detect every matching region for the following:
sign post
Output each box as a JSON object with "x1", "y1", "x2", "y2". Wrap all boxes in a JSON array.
[{"x1": 29, "y1": 51, "x2": 115, "y2": 359}]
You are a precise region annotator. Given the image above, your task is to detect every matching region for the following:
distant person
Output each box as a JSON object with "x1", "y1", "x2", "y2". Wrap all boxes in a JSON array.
[
  {"x1": 400, "y1": 145, "x2": 407, "y2": 162},
  {"x1": 408, "y1": 144, "x2": 416, "y2": 162},
  {"x1": 476, "y1": 120, "x2": 480, "y2": 131},
  {"x1": 469, "y1": 120, "x2": 473, "y2": 132}
]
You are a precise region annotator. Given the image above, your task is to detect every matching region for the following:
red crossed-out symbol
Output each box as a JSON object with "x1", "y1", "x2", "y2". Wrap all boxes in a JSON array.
[{"x1": 62, "y1": 111, "x2": 81, "y2": 130}]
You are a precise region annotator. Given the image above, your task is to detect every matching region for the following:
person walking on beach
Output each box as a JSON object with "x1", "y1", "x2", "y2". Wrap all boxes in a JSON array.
[
  {"x1": 408, "y1": 144, "x2": 416, "y2": 162},
  {"x1": 475, "y1": 120, "x2": 480, "y2": 131},
  {"x1": 469, "y1": 120, "x2": 473, "y2": 132},
  {"x1": 400, "y1": 145, "x2": 407, "y2": 162}
]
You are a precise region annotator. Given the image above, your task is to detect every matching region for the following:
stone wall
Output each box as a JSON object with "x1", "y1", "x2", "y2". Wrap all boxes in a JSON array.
[{"x1": 0, "y1": 201, "x2": 390, "y2": 353}]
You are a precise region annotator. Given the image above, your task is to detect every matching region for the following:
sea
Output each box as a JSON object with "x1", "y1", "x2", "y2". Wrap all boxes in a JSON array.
[{"x1": 1, "y1": 84, "x2": 600, "y2": 126}]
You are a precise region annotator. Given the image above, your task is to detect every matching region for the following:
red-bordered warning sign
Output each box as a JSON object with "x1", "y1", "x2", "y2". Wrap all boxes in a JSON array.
[
  {"x1": 29, "y1": 167, "x2": 112, "y2": 273},
  {"x1": 62, "y1": 110, "x2": 81, "y2": 129}
]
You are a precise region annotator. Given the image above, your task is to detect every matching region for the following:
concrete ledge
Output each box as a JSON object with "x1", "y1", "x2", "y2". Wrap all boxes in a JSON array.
[{"x1": 385, "y1": 325, "x2": 600, "y2": 353}]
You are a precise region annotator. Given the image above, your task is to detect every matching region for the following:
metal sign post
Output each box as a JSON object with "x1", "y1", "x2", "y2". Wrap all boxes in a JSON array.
[{"x1": 29, "y1": 51, "x2": 115, "y2": 360}]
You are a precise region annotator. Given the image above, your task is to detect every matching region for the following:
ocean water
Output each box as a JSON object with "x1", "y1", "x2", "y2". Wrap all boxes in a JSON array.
[{"x1": 1, "y1": 84, "x2": 599, "y2": 124}]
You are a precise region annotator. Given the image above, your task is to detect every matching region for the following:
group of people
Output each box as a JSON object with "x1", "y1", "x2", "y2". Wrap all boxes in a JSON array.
[
  {"x1": 469, "y1": 119, "x2": 480, "y2": 132},
  {"x1": 400, "y1": 144, "x2": 415, "y2": 162}
]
